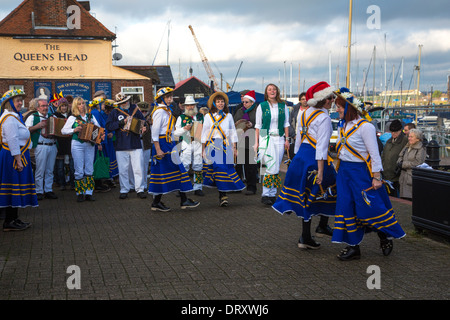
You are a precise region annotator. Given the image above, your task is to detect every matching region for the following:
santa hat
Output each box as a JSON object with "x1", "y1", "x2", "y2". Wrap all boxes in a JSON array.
[
  {"x1": 306, "y1": 81, "x2": 334, "y2": 107},
  {"x1": 243, "y1": 90, "x2": 256, "y2": 103}
]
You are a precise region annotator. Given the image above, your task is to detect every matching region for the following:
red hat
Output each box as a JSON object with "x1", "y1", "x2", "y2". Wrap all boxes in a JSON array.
[
  {"x1": 306, "y1": 81, "x2": 334, "y2": 107},
  {"x1": 243, "y1": 90, "x2": 256, "y2": 103}
]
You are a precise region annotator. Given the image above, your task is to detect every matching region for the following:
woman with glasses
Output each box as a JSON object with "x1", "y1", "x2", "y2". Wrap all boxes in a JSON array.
[{"x1": 272, "y1": 82, "x2": 336, "y2": 250}]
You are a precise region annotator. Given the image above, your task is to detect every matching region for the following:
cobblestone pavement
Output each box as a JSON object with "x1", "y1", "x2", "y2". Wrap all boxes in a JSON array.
[{"x1": 0, "y1": 176, "x2": 449, "y2": 302}]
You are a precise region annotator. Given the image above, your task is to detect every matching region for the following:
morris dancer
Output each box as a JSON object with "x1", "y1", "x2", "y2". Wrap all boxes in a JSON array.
[
  {"x1": 174, "y1": 96, "x2": 206, "y2": 196},
  {"x1": 0, "y1": 89, "x2": 36, "y2": 231},
  {"x1": 148, "y1": 87, "x2": 199, "y2": 212},
  {"x1": 272, "y1": 82, "x2": 336, "y2": 249},
  {"x1": 332, "y1": 87, "x2": 405, "y2": 260},
  {"x1": 201, "y1": 92, "x2": 245, "y2": 207},
  {"x1": 254, "y1": 84, "x2": 290, "y2": 206},
  {"x1": 61, "y1": 97, "x2": 104, "y2": 202}
]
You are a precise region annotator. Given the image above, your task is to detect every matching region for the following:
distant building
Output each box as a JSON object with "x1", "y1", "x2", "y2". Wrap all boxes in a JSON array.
[
  {"x1": 173, "y1": 76, "x2": 213, "y2": 104},
  {"x1": 0, "y1": 0, "x2": 153, "y2": 104}
]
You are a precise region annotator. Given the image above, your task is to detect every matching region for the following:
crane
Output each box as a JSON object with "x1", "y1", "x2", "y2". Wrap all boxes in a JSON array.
[{"x1": 188, "y1": 25, "x2": 221, "y2": 92}]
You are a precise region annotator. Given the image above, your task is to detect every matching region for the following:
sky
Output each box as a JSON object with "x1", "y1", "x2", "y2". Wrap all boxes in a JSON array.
[{"x1": 2, "y1": 0, "x2": 450, "y2": 98}]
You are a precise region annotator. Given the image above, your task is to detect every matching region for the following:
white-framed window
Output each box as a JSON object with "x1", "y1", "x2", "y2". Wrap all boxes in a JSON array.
[
  {"x1": 9, "y1": 85, "x2": 24, "y2": 91},
  {"x1": 121, "y1": 86, "x2": 144, "y2": 103}
]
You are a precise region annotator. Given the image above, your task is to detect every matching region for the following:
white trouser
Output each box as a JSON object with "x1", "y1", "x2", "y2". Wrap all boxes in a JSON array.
[
  {"x1": 259, "y1": 135, "x2": 285, "y2": 197},
  {"x1": 117, "y1": 149, "x2": 144, "y2": 193},
  {"x1": 180, "y1": 140, "x2": 203, "y2": 190},
  {"x1": 72, "y1": 140, "x2": 96, "y2": 195},
  {"x1": 34, "y1": 144, "x2": 58, "y2": 194}
]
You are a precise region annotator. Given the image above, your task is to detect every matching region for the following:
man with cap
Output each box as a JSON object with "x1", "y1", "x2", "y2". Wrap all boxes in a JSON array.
[
  {"x1": 148, "y1": 87, "x2": 199, "y2": 211},
  {"x1": 381, "y1": 119, "x2": 407, "y2": 197},
  {"x1": 174, "y1": 96, "x2": 205, "y2": 196},
  {"x1": 105, "y1": 93, "x2": 147, "y2": 199},
  {"x1": 25, "y1": 95, "x2": 58, "y2": 200}
]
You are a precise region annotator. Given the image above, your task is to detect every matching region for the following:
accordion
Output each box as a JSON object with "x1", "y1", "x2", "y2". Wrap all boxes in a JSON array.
[
  {"x1": 47, "y1": 117, "x2": 69, "y2": 138},
  {"x1": 79, "y1": 123, "x2": 104, "y2": 144},
  {"x1": 123, "y1": 116, "x2": 146, "y2": 135}
]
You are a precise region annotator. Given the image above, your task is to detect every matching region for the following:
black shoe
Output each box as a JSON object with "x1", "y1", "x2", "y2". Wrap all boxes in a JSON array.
[
  {"x1": 194, "y1": 190, "x2": 205, "y2": 196},
  {"x1": 298, "y1": 237, "x2": 321, "y2": 250},
  {"x1": 119, "y1": 193, "x2": 128, "y2": 199},
  {"x1": 337, "y1": 245, "x2": 361, "y2": 261},
  {"x1": 137, "y1": 192, "x2": 147, "y2": 199},
  {"x1": 3, "y1": 219, "x2": 31, "y2": 232},
  {"x1": 380, "y1": 239, "x2": 393, "y2": 256},
  {"x1": 151, "y1": 202, "x2": 171, "y2": 212},
  {"x1": 37, "y1": 193, "x2": 44, "y2": 200},
  {"x1": 85, "y1": 195, "x2": 95, "y2": 201},
  {"x1": 315, "y1": 225, "x2": 333, "y2": 237},
  {"x1": 77, "y1": 194, "x2": 85, "y2": 202},
  {"x1": 45, "y1": 192, "x2": 58, "y2": 199},
  {"x1": 245, "y1": 190, "x2": 256, "y2": 195},
  {"x1": 181, "y1": 199, "x2": 200, "y2": 209},
  {"x1": 95, "y1": 185, "x2": 111, "y2": 193},
  {"x1": 261, "y1": 197, "x2": 272, "y2": 205}
]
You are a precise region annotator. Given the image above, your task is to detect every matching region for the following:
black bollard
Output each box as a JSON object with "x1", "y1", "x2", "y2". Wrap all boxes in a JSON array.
[{"x1": 425, "y1": 140, "x2": 440, "y2": 167}]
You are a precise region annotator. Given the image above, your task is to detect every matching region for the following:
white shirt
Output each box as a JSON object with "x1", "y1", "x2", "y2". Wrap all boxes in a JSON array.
[
  {"x1": 61, "y1": 114, "x2": 101, "y2": 135},
  {"x1": 25, "y1": 111, "x2": 55, "y2": 143},
  {"x1": 294, "y1": 107, "x2": 307, "y2": 154},
  {"x1": 295, "y1": 107, "x2": 332, "y2": 161},
  {"x1": 151, "y1": 106, "x2": 174, "y2": 142},
  {"x1": 174, "y1": 115, "x2": 193, "y2": 142},
  {"x1": 201, "y1": 113, "x2": 238, "y2": 144},
  {"x1": 255, "y1": 102, "x2": 290, "y2": 135},
  {"x1": 1, "y1": 110, "x2": 31, "y2": 156},
  {"x1": 338, "y1": 117, "x2": 383, "y2": 173}
]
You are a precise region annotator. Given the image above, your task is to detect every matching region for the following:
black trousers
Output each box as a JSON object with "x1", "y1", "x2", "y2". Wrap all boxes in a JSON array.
[
  {"x1": 3, "y1": 207, "x2": 18, "y2": 223},
  {"x1": 235, "y1": 146, "x2": 258, "y2": 193}
]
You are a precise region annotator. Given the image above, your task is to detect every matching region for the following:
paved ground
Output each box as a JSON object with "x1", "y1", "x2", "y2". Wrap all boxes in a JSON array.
[{"x1": 1, "y1": 170, "x2": 449, "y2": 303}]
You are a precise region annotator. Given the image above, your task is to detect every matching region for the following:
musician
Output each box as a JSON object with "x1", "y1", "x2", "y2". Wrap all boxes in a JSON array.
[
  {"x1": 148, "y1": 87, "x2": 199, "y2": 212},
  {"x1": 25, "y1": 96, "x2": 58, "y2": 200},
  {"x1": 201, "y1": 92, "x2": 245, "y2": 207},
  {"x1": 0, "y1": 89, "x2": 36, "y2": 231},
  {"x1": 332, "y1": 87, "x2": 405, "y2": 261},
  {"x1": 61, "y1": 97, "x2": 103, "y2": 202},
  {"x1": 105, "y1": 93, "x2": 147, "y2": 199},
  {"x1": 173, "y1": 96, "x2": 205, "y2": 196}
]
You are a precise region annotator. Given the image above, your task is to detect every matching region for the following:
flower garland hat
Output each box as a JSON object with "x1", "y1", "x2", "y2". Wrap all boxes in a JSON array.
[{"x1": 334, "y1": 87, "x2": 372, "y2": 122}]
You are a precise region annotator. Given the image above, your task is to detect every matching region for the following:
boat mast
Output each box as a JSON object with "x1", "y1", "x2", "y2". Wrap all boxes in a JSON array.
[{"x1": 346, "y1": 0, "x2": 353, "y2": 89}]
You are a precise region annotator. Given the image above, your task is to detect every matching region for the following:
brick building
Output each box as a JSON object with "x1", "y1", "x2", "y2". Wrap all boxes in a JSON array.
[{"x1": 0, "y1": 0, "x2": 154, "y2": 105}]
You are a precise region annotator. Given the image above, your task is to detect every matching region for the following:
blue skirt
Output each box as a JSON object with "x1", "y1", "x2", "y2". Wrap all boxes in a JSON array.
[
  {"x1": 148, "y1": 138, "x2": 193, "y2": 195},
  {"x1": 203, "y1": 139, "x2": 245, "y2": 192},
  {"x1": 272, "y1": 143, "x2": 336, "y2": 221},
  {"x1": 331, "y1": 161, "x2": 406, "y2": 246},
  {"x1": 0, "y1": 147, "x2": 38, "y2": 208}
]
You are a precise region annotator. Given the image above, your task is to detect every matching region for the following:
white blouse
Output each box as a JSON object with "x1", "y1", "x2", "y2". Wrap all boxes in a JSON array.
[
  {"x1": 1, "y1": 110, "x2": 31, "y2": 156},
  {"x1": 254, "y1": 102, "x2": 290, "y2": 135},
  {"x1": 338, "y1": 117, "x2": 383, "y2": 173},
  {"x1": 151, "y1": 106, "x2": 174, "y2": 142},
  {"x1": 295, "y1": 107, "x2": 332, "y2": 161},
  {"x1": 201, "y1": 113, "x2": 238, "y2": 144}
]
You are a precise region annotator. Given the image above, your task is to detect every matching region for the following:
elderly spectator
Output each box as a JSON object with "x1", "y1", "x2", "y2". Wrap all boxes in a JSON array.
[
  {"x1": 381, "y1": 120, "x2": 408, "y2": 196},
  {"x1": 397, "y1": 128, "x2": 427, "y2": 200}
]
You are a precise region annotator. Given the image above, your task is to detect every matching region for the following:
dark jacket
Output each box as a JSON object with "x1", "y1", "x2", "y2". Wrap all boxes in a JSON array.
[
  {"x1": 233, "y1": 103, "x2": 257, "y2": 150},
  {"x1": 54, "y1": 112, "x2": 72, "y2": 156},
  {"x1": 381, "y1": 132, "x2": 408, "y2": 181},
  {"x1": 105, "y1": 104, "x2": 145, "y2": 151}
]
